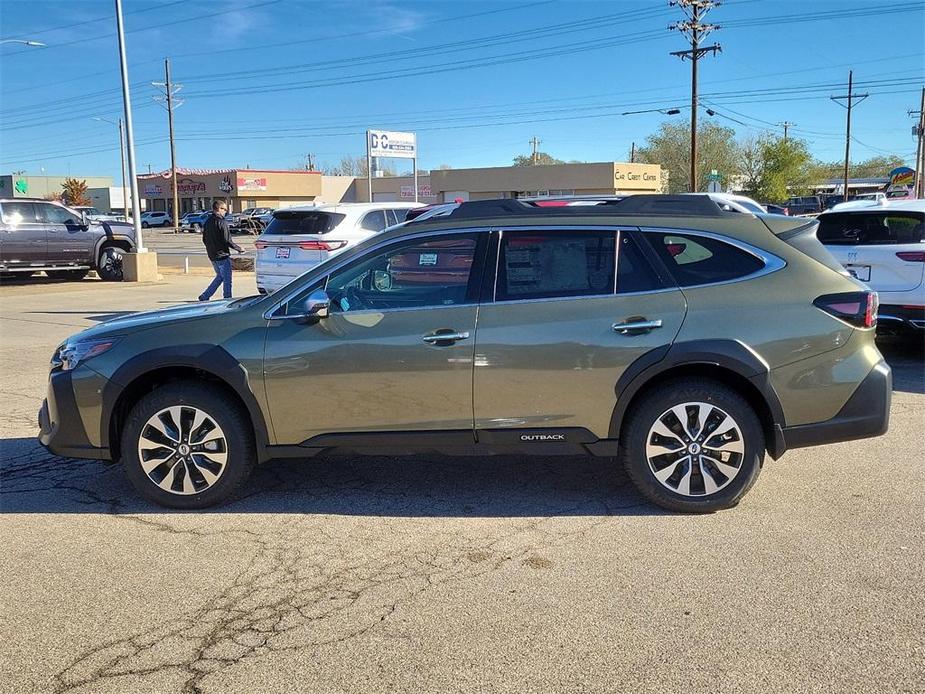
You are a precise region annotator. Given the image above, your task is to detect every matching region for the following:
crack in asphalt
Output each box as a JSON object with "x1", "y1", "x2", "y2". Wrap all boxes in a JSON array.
[{"x1": 2, "y1": 441, "x2": 641, "y2": 694}]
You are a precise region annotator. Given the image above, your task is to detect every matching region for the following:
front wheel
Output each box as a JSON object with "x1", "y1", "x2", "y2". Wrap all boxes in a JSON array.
[
  {"x1": 620, "y1": 378, "x2": 765, "y2": 513},
  {"x1": 141, "y1": 221, "x2": 149, "y2": 228},
  {"x1": 121, "y1": 383, "x2": 257, "y2": 509},
  {"x1": 97, "y1": 246, "x2": 124, "y2": 281}
]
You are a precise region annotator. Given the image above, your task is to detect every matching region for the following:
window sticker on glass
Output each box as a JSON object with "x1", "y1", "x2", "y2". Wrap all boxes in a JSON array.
[{"x1": 418, "y1": 253, "x2": 438, "y2": 266}]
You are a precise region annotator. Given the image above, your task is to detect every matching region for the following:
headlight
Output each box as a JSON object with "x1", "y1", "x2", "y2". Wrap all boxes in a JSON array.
[{"x1": 52, "y1": 338, "x2": 119, "y2": 371}]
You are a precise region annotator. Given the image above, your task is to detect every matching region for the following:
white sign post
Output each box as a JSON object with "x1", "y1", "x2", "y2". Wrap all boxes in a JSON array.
[{"x1": 366, "y1": 129, "x2": 418, "y2": 202}]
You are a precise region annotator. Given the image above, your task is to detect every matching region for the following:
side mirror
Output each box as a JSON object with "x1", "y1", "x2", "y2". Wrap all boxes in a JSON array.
[
  {"x1": 372, "y1": 269, "x2": 392, "y2": 291},
  {"x1": 300, "y1": 289, "x2": 330, "y2": 322},
  {"x1": 79, "y1": 211, "x2": 91, "y2": 229}
]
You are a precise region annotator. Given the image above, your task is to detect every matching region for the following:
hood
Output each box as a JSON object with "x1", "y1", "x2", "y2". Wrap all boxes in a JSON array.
[{"x1": 74, "y1": 300, "x2": 235, "y2": 341}]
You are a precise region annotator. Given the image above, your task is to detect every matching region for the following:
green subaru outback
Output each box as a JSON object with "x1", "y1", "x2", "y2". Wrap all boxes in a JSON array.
[{"x1": 38, "y1": 196, "x2": 891, "y2": 512}]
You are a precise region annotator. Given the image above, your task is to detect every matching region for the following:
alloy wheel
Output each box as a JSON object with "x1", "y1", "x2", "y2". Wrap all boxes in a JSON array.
[
  {"x1": 137, "y1": 405, "x2": 228, "y2": 495},
  {"x1": 644, "y1": 401, "x2": 745, "y2": 497}
]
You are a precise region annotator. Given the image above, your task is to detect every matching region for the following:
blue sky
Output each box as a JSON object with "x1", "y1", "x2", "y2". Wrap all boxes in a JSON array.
[{"x1": 1, "y1": 0, "x2": 923, "y2": 181}]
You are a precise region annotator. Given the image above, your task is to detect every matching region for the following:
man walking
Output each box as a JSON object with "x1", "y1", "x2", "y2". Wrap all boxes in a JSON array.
[{"x1": 199, "y1": 200, "x2": 244, "y2": 301}]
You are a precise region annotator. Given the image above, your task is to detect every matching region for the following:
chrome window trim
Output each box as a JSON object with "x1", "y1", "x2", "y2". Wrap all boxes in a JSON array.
[
  {"x1": 638, "y1": 226, "x2": 787, "y2": 289},
  {"x1": 263, "y1": 226, "x2": 492, "y2": 320},
  {"x1": 491, "y1": 225, "x2": 630, "y2": 304}
]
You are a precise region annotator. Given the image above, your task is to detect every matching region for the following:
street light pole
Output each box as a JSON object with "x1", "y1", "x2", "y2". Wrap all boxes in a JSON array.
[
  {"x1": 114, "y1": 0, "x2": 144, "y2": 251},
  {"x1": 93, "y1": 116, "x2": 129, "y2": 220}
]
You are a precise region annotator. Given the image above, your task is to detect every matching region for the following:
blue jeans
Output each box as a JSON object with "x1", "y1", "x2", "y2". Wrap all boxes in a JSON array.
[{"x1": 200, "y1": 258, "x2": 233, "y2": 300}]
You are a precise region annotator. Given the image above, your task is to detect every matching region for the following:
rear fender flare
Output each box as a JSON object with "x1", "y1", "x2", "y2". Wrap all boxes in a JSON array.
[{"x1": 608, "y1": 339, "x2": 787, "y2": 456}]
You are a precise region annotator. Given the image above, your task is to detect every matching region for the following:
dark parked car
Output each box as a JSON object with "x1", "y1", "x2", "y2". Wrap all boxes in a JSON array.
[
  {"x1": 0, "y1": 198, "x2": 135, "y2": 281},
  {"x1": 764, "y1": 204, "x2": 789, "y2": 215},
  {"x1": 785, "y1": 196, "x2": 824, "y2": 215}
]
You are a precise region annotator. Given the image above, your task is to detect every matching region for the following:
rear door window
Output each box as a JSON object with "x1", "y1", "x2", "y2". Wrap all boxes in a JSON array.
[
  {"x1": 644, "y1": 232, "x2": 765, "y2": 287},
  {"x1": 265, "y1": 211, "x2": 345, "y2": 235},
  {"x1": 616, "y1": 233, "x2": 667, "y2": 293},
  {"x1": 496, "y1": 230, "x2": 615, "y2": 301},
  {"x1": 817, "y1": 212, "x2": 925, "y2": 245}
]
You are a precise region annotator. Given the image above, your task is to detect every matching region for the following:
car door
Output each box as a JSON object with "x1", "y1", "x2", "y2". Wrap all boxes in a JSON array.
[
  {"x1": 473, "y1": 228, "x2": 687, "y2": 441},
  {"x1": 263, "y1": 230, "x2": 487, "y2": 444},
  {"x1": 37, "y1": 203, "x2": 94, "y2": 265},
  {"x1": 0, "y1": 201, "x2": 46, "y2": 266}
]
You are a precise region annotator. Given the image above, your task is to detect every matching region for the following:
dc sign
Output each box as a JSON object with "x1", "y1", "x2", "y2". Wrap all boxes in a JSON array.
[{"x1": 367, "y1": 130, "x2": 416, "y2": 159}]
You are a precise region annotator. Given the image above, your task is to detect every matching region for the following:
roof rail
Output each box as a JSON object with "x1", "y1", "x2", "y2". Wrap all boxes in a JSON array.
[{"x1": 446, "y1": 195, "x2": 724, "y2": 220}]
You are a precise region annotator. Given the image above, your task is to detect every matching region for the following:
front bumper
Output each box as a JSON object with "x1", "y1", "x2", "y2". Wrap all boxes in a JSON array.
[
  {"x1": 38, "y1": 369, "x2": 111, "y2": 461},
  {"x1": 780, "y1": 360, "x2": 891, "y2": 451}
]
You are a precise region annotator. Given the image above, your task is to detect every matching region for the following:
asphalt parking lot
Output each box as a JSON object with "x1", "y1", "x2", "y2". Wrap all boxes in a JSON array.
[{"x1": 1, "y1": 275, "x2": 923, "y2": 694}]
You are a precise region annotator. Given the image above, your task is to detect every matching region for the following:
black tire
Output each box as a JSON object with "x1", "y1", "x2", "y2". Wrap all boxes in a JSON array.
[
  {"x1": 121, "y1": 382, "x2": 257, "y2": 509},
  {"x1": 619, "y1": 378, "x2": 764, "y2": 513},
  {"x1": 97, "y1": 246, "x2": 124, "y2": 281},
  {"x1": 191, "y1": 223, "x2": 201, "y2": 233},
  {"x1": 47, "y1": 269, "x2": 89, "y2": 281},
  {"x1": 141, "y1": 221, "x2": 149, "y2": 228}
]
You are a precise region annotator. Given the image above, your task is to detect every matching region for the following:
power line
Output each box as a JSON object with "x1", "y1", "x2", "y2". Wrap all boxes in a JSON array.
[{"x1": 2, "y1": 0, "x2": 187, "y2": 40}]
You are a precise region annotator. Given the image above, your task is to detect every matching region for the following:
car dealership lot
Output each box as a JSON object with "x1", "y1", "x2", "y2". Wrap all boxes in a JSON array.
[{"x1": 1, "y1": 276, "x2": 922, "y2": 694}]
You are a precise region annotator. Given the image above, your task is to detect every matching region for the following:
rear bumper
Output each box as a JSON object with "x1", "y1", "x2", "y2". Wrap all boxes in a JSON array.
[
  {"x1": 780, "y1": 360, "x2": 891, "y2": 451},
  {"x1": 38, "y1": 369, "x2": 110, "y2": 461},
  {"x1": 877, "y1": 304, "x2": 925, "y2": 334}
]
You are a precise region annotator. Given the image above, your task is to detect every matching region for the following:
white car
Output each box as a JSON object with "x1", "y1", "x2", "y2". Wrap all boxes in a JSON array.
[
  {"x1": 829, "y1": 192, "x2": 888, "y2": 212},
  {"x1": 817, "y1": 199, "x2": 924, "y2": 335},
  {"x1": 73, "y1": 206, "x2": 125, "y2": 223},
  {"x1": 140, "y1": 211, "x2": 171, "y2": 228},
  {"x1": 254, "y1": 202, "x2": 423, "y2": 293},
  {"x1": 690, "y1": 192, "x2": 767, "y2": 215}
]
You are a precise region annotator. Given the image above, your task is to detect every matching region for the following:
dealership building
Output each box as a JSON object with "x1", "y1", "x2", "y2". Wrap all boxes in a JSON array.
[
  {"x1": 356, "y1": 161, "x2": 664, "y2": 203},
  {"x1": 136, "y1": 161, "x2": 664, "y2": 213}
]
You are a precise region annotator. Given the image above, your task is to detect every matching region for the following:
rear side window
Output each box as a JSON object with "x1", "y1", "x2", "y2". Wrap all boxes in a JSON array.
[
  {"x1": 360, "y1": 210, "x2": 388, "y2": 232},
  {"x1": 496, "y1": 230, "x2": 615, "y2": 301},
  {"x1": 0, "y1": 202, "x2": 38, "y2": 224},
  {"x1": 644, "y1": 232, "x2": 764, "y2": 287},
  {"x1": 265, "y1": 211, "x2": 345, "y2": 235},
  {"x1": 817, "y1": 212, "x2": 924, "y2": 245}
]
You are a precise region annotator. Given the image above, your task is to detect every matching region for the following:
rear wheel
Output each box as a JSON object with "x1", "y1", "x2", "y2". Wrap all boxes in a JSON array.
[
  {"x1": 47, "y1": 269, "x2": 88, "y2": 281},
  {"x1": 97, "y1": 246, "x2": 124, "y2": 281},
  {"x1": 620, "y1": 378, "x2": 764, "y2": 513},
  {"x1": 121, "y1": 382, "x2": 256, "y2": 509}
]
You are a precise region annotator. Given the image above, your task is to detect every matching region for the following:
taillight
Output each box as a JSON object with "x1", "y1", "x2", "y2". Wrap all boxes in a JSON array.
[
  {"x1": 254, "y1": 240, "x2": 269, "y2": 250},
  {"x1": 814, "y1": 291, "x2": 878, "y2": 328},
  {"x1": 896, "y1": 251, "x2": 925, "y2": 262},
  {"x1": 297, "y1": 240, "x2": 348, "y2": 251}
]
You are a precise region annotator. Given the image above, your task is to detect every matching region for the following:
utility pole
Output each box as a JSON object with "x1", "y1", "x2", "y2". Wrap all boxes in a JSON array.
[
  {"x1": 778, "y1": 121, "x2": 796, "y2": 142},
  {"x1": 530, "y1": 136, "x2": 542, "y2": 165},
  {"x1": 114, "y1": 0, "x2": 144, "y2": 252},
  {"x1": 630, "y1": 141, "x2": 636, "y2": 163},
  {"x1": 153, "y1": 59, "x2": 182, "y2": 232},
  {"x1": 831, "y1": 70, "x2": 869, "y2": 202},
  {"x1": 670, "y1": 0, "x2": 721, "y2": 193},
  {"x1": 911, "y1": 87, "x2": 925, "y2": 199}
]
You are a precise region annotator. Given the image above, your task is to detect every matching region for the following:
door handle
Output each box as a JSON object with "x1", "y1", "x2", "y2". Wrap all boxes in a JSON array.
[
  {"x1": 612, "y1": 319, "x2": 663, "y2": 335},
  {"x1": 422, "y1": 330, "x2": 470, "y2": 345}
]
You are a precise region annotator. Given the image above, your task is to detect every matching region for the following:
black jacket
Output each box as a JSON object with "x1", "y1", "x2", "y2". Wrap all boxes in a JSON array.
[{"x1": 202, "y1": 212, "x2": 241, "y2": 261}]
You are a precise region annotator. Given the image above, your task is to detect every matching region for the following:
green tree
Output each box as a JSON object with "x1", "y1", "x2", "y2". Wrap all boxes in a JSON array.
[
  {"x1": 512, "y1": 151, "x2": 565, "y2": 166},
  {"x1": 61, "y1": 178, "x2": 91, "y2": 206},
  {"x1": 635, "y1": 120, "x2": 741, "y2": 193},
  {"x1": 756, "y1": 137, "x2": 814, "y2": 202},
  {"x1": 808, "y1": 154, "x2": 906, "y2": 183}
]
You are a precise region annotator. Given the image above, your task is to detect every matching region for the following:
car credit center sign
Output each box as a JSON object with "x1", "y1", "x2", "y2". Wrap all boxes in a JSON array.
[{"x1": 368, "y1": 130, "x2": 416, "y2": 159}]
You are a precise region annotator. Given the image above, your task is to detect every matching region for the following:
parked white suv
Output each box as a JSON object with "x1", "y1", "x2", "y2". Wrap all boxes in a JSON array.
[
  {"x1": 254, "y1": 202, "x2": 422, "y2": 293},
  {"x1": 817, "y1": 199, "x2": 924, "y2": 334}
]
